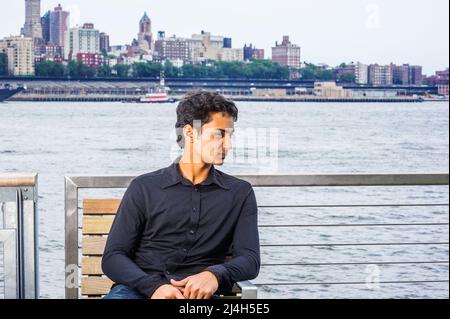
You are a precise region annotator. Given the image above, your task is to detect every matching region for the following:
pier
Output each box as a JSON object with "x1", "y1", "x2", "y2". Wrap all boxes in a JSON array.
[
  {"x1": 9, "y1": 95, "x2": 426, "y2": 103},
  {"x1": 0, "y1": 78, "x2": 442, "y2": 103}
]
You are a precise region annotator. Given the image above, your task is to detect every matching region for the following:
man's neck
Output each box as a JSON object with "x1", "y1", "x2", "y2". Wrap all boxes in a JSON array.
[{"x1": 178, "y1": 151, "x2": 212, "y2": 186}]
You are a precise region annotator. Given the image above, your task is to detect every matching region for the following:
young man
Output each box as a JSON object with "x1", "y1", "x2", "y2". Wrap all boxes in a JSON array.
[{"x1": 102, "y1": 91, "x2": 261, "y2": 299}]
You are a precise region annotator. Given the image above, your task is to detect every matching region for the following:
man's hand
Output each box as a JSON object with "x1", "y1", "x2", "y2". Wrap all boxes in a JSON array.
[
  {"x1": 150, "y1": 284, "x2": 186, "y2": 299},
  {"x1": 170, "y1": 271, "x2": 219, "y2": 299}
]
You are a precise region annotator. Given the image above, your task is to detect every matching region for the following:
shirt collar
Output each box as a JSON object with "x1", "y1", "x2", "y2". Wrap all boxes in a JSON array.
[{"x1": 161, "y1": 159, "x2": 230, "y2": 190}]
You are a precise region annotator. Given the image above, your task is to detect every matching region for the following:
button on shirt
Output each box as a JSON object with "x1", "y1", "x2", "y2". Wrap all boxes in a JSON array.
[{"x1": 102, "y1": 162, "x2": 261, "y2": 297}]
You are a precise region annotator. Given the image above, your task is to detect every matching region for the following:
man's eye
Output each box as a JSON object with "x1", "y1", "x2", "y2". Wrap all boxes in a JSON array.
[{"x1": 213, "y1": 130, "x2": 233, "y2": 139}]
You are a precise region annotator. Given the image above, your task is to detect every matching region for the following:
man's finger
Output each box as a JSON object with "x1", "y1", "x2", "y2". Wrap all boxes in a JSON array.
[
  {"x1": 183, "y1": 287, "x2": 189, "y2": 299},
  {"x1": 175, "y1": 289, "x2": 186, "y2": 299},
  {"x1": 171, "y1": 277, "x2": 189, "y2": 286},
  {"x1": 190, "y1": 288, "x2": 199, "y2": 300},
  {"x1": 183, "y1": 286, "x2": 192, "y2": 299},
  {"x1": 174, "y1": 286, "x2": 185, "y2": 294},
  {"x1": 197, "y1": 292, "x2": 205, "y2": 300}
]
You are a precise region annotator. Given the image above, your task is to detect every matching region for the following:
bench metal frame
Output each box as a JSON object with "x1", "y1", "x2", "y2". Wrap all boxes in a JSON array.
[
  {"x1": 0, "y1": 174, "x2": 39, "y2": 299},
  {"x1": 0, "y1": 229, "x2": 17, "y2": 299}
]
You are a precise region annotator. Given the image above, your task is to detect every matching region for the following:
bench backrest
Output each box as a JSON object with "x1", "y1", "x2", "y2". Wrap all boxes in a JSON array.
[{"x1": 81, "y1": 199, "x2": 119, "y2": 298}]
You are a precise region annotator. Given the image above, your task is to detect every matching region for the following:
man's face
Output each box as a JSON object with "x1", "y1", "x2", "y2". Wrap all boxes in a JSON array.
[{"x1": 192, "y1": 112, "x2": 235, "y2": 166}]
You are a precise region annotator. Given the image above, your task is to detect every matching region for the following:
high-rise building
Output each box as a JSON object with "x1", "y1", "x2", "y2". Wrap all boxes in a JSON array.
[
  {"x1": 243, "y1": 45, "x2": 252, "y2": 61},
  {"x1": 0, "y1": 36, "x2": 35, "y2": 75},
  {"x1": 137, "y1": 12, "x2": 153, "y2": 53},
  {"x1": 100, "y1": 33, "x2": 110, "y2": 53},
  {"x1": 157, "y1": 31, "x2": 166, "y2": 40},
  {"x1": 423, "y1": 68, "x2": 449, "y2": 87},
  {"x1": 65, "y1": 23, "x2": 100, "y2": 60},
  {"x1": 191, "y1": 31, "x2": 224, "y2": 49},
  {"x1": 336, "y1": 63, "x2": 356, "y2": 82},
  {"x1": 36, "y1": 5, "x2": 68, "y2": 62},
  {"x1": 253, "y1": 49, "x2": 264, "y2": 60},
  {"x1": 76, "y1": 53, "x2": 103, "y2": 68},
  {"x1": 244, "y1": 44, "x2": 265, "y2": 61},
  {"x1": 409, "y1": 65, "x2": 423, "y2": 86},
  {"x1": 434, "y1": 69, "x2": 449, "y2": 96},
  {"x1": 21, "y1": 0, "x2": 43, "y2": 40},
  {"x1": 223, "y1": 38, "x2": 232, "y2": 49},
  {"x1": 392, "y1": 64, "x2": 423, "y2": 86},
  {"x1": 355, "y1": 62, "x2": 369, "y2": 84},
  {"x1": 435, "y1": 68, "x2": 449, "y2": 82},
  {"x1": 35, "y1": 42, "x2": 64, "y2": 62},
  {"x1": 162, "y1": 31, "x2": 238, "y2": 63},
  {"x1": 49, "y1": 4, "x2": 70, "y2": 48},
  {"x1": 188, "y1": 31, "x2": 225, "y2": 63},
  {"x1": 41, "y1": 11, "x2": 51, "y2": 43},
  {"x1": 392, "y1": 64, "x2": 409, "y2": 85},
  {"x1": 154, "y1": 34, "x2": 190, "y2": 62},
  {"x1": 271, "y1": 36, "x2": 301, "y2": 69},
  {"x1": 368, "y1": 64, "x2": 393, "y2": 86},
  {"x1": 219, "y1": 48, "x2": 244, "y2": 62}
]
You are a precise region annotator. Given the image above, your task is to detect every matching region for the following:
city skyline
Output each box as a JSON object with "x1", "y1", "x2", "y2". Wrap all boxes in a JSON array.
[{"x1": 0, "y1": 0, "x2": 449, "y2": 74}]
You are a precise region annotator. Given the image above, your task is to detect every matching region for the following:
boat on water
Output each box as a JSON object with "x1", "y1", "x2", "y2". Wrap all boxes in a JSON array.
[
  {"x1": 138, "y1": 71, "x2": 176, "y2": 104},
  {"x1": 139, "y1": 88, "x2": 175, "y2": 103},
  {"x1": 0, "y1": 84, "x2": 25, "y2": 102}
]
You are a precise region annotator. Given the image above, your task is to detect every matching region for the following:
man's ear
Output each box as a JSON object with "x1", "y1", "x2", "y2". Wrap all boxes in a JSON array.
[{"x1": 183, "y1": 125, "x2": 194, "y2": 144}]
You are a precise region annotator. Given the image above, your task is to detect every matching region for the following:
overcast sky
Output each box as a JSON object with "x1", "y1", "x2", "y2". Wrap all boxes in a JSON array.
[{"x1": 1, "y1": 0, "x2": 448, "y2": 74}]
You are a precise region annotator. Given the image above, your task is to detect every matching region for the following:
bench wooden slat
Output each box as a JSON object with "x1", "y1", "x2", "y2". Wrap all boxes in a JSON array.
[
  {"x1": 82, "y1": 257, "x2": 103, "y2": 275},
  {"x1": 83, "y1": 217, "x2": 113, "y2": 235},
  {"x1": 83, "y1": 199, "x2": 121, "y2": 215},
  {"x1": 83, "y1": 237, "x2": 107, "y2": 256},
  {"x1": 81, "y1": 277, "x2": 114, "y2": 295},
  {"x1": 0, "y1": 174, "x2": 36, "y2": 187}
]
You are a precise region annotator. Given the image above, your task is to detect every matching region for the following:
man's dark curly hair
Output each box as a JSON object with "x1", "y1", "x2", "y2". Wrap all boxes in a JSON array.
[{"x1": 175, "y1": 91, "x2": 239, "y2": 148}]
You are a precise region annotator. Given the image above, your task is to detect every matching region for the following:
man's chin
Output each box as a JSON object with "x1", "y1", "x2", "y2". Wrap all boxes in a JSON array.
[{"x1": 212, "y1": 158, "x2": 225, "y2": 166}]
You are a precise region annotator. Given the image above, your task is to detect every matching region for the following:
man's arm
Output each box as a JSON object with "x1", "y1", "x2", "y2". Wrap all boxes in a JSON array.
[
  {"x1": 101, "y1": 179, "x2": 169, "y2": 297},
  {"x1": 205, "y1": 187, "x2": 261, "y2": 292}
]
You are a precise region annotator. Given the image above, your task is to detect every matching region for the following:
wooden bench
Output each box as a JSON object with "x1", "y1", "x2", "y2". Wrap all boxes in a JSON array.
[{"x1": 80, "y1": 198, "x2": 257, "y2": 299}]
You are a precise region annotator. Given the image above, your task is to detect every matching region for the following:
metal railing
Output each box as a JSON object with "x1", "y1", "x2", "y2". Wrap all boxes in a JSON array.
[
  {"x1": 0, "y1": 174, "x2": 39, "y2": 299},
  {"x1": 65, "y1": 173, "x2": 449, "y2": 299}
]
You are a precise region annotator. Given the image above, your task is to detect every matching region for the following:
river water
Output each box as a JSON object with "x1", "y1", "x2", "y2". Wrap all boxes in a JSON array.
[{"x1": 0, "y1": 101, "x2": 448, "y2": 298}]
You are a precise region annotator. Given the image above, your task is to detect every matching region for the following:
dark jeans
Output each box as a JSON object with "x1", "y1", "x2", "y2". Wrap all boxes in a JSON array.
[
  {"x1": 103, "y1": 284, "x2": 221, "y2": 299},
  {"x1": 103, "y1": 284, "x2": 148, "y2": 299}
]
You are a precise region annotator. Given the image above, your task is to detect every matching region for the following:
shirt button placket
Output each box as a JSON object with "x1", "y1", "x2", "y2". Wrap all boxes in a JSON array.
[{"x1": 189, "y1": 186, "x2": 200, "y2": 239}]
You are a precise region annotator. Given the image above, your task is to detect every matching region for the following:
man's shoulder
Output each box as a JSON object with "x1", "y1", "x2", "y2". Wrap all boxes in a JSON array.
[
  {"x1": 215, "y1": 169, "x2": 254, "y2": 193},
  {"x1": 131, "y1": 167, "x2": 168, "y2": 186}
]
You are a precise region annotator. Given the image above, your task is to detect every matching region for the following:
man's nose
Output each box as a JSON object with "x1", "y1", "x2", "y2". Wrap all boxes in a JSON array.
[{"x1": 223, "y1": 135, "x2": 232, "y2": 152}]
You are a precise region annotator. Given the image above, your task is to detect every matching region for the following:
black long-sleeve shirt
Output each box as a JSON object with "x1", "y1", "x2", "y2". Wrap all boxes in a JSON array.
[{"x1": 102, "y1": 161, "x2": 260, "y2": 297}]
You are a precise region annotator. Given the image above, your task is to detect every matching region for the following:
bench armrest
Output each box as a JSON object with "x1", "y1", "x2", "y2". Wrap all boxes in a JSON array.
[{"x1": 237, "y1": 280, "x2": 258, "y2": 299}]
